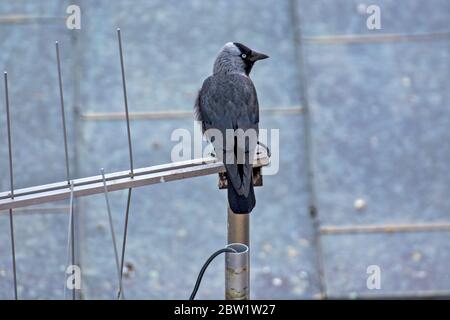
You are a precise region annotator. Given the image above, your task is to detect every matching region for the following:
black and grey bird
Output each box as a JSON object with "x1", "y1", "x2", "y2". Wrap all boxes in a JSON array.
[{"x1": 194, "y1": 42, "x2": 269, "y2": 214}]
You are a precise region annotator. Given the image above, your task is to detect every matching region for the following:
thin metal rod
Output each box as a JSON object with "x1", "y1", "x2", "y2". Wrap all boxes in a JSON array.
[
  {"x1": 4, "y1": 71, "x2": 18, "y2": 300},
  {"x1": 8, "y1": 209, "x2": 17, "y2": 299},
  {"x1": 100, "y1": 168, "x2": 124, "y2": 299},
  {"x1": 70, "y1": 181, "x2": 75, "y2": 300},
  {"x1": 117, "y1": 27, "x2": 135, "y2": 300},
  {"x1": 117, "y1": 28, "x2": 134, "y2": 177},
  {"x1": 4, "y1": 73, "x2": 14, "y2": 200},
  {"x1": 118, "y1": 188, "x2": 132, "y2": 299},
  {"x1": 64, "y1": 181, "x2": 75, "y2": 300},
  {"x1": 55, "y1": 41, "x2": 71, "y2": 184},
  {"x1": 64, "y1": 182, "x2": 73, "y2": 300}
]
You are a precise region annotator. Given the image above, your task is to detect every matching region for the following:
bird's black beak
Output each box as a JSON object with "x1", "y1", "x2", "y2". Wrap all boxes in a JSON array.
[{"x1": 249, "y1": 51, "x2": 269, "y2": 62}]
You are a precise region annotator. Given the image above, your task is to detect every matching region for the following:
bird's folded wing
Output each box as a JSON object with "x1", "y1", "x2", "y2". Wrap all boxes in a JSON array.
[{"x1": 197, "y1": 73, "x2": 260, "y2": 194}]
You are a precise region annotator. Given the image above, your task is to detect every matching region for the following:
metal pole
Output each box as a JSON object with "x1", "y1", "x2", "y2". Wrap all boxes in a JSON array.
[
  {"x1": 227, "y1": 207, "x2": 250, "y2": 246},
  {"x1": 226, "y1": 207, "x2": 250, "y2": 299},
  {"x1": 225, "y1": 242, "x2": 249, "y2": 300}
]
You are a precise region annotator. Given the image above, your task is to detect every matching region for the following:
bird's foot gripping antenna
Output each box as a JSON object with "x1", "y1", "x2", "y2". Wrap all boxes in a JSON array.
[
  {"x1": 257, "y1": 141, "x2": 271, "y2": 158},
  {"x1": 218, "y1": 143, "x2": 270, "y2": 189}
]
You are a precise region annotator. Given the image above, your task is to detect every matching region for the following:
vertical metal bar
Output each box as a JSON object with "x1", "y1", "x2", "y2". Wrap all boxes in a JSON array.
[
  {"x1": 117, "y1": 28, "x2": 135, "y2": 299},
  {"x1": 117, "y1": 28, "x2": 134, "y2": 177},
  {"x1": 100, "y1": 168, "x2": 125, "y2": 299},
  {"x1": 4, "y1": 71, "x2": 18, "y2": 300},
  {"x1": 227, "y1": 207, "x2": 250, "y2": 299},
  {"x1": 55, "y1": 41, "x2": 71, "y2": 184}
]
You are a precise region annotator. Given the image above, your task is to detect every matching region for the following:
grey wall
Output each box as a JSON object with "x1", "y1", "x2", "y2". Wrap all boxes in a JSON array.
[{"x1": 0, "y1": 0, "x2": 449, "y2": 299}]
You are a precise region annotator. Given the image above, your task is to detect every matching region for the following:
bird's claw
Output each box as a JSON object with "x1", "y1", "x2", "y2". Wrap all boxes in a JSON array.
[{"x1": 257, "y1": 141, "x2": 271, "y2": 157}]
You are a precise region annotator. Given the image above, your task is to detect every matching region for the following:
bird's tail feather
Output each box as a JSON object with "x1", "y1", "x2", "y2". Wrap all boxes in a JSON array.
[
  {"x1": 224, "y1": 162, "x2": 253, "y2": 197},
  {"x1": 227, "y1": 175, "x2": 256, "y2": 214}
]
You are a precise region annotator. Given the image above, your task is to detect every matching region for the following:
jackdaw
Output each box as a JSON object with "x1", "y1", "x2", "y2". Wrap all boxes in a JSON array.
[{"x1": 194, "y1": 42, "x2": 268, "y2": 213}]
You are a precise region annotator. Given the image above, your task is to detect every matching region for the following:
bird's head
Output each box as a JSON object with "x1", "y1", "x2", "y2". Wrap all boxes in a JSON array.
[{"x1": 213, "y1": 42, "x2": 269, "y2": 76}]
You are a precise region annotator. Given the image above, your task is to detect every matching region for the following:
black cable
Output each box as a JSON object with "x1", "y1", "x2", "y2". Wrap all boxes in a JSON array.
[{"x1": 189, "y1": 247, "x2": 237, "y2": 300}]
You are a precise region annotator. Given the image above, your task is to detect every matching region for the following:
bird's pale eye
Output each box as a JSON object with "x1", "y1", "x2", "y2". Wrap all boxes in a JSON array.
[{"x1": 241, "y1": 53, "x2": 247, "y2": 59}]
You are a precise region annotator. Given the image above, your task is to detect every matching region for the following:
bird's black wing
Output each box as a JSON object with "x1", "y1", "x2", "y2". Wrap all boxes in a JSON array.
[{"x1": 196, "y1": 73, "x2": 259, "y2": 198}]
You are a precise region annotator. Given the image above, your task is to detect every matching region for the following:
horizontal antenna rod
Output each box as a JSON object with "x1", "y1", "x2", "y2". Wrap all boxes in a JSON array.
[
  {"x1": 0, "y1": 157, "x2": 217, "y2": 201},
  {"x1": 0, "y1": 149, "x2": 270, "y2": 212}
]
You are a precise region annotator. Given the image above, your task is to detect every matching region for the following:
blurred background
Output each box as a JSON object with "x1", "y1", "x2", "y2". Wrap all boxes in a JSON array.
[{"x1": 0, "y1": 0, "x2": 449, "y2": 299}]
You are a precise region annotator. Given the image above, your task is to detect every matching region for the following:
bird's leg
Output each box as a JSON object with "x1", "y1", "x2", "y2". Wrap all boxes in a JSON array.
[
  {"x1": 206, "y1": 140, "x2": 217, "y2": 158},
  {"x1": 209, "y1": 144, "x2": 216, "y2": 158},
  {"x1": 257, "y1": 141, "x2": 271, "y2": 157}
]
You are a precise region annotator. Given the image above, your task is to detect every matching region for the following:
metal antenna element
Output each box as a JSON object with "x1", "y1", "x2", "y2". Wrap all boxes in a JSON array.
[
  {"x1": 70, "y1": 181, "x2": 75, "y2": 300},
  {"x1": 4, "y1": 71, "x2": 18, "y2": 300},
  {"x1": 100, "y1": 168, "x2": 125, "y2": 299},
  {"x1": 118, "y1": 188, "x2": 132, "y2": 300},
  {"x1": 55, "y1": 41, "x2": 71, "y2": 184},
  {"x1": 117, "y1": 28, "x2": 134, "y2": 177},
  {"x1": 64, "y1": 181, "x2": 76, "y2": 300},
  {"x1": 117, "y1": 28, "x2": 135, "y2": 300}
]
